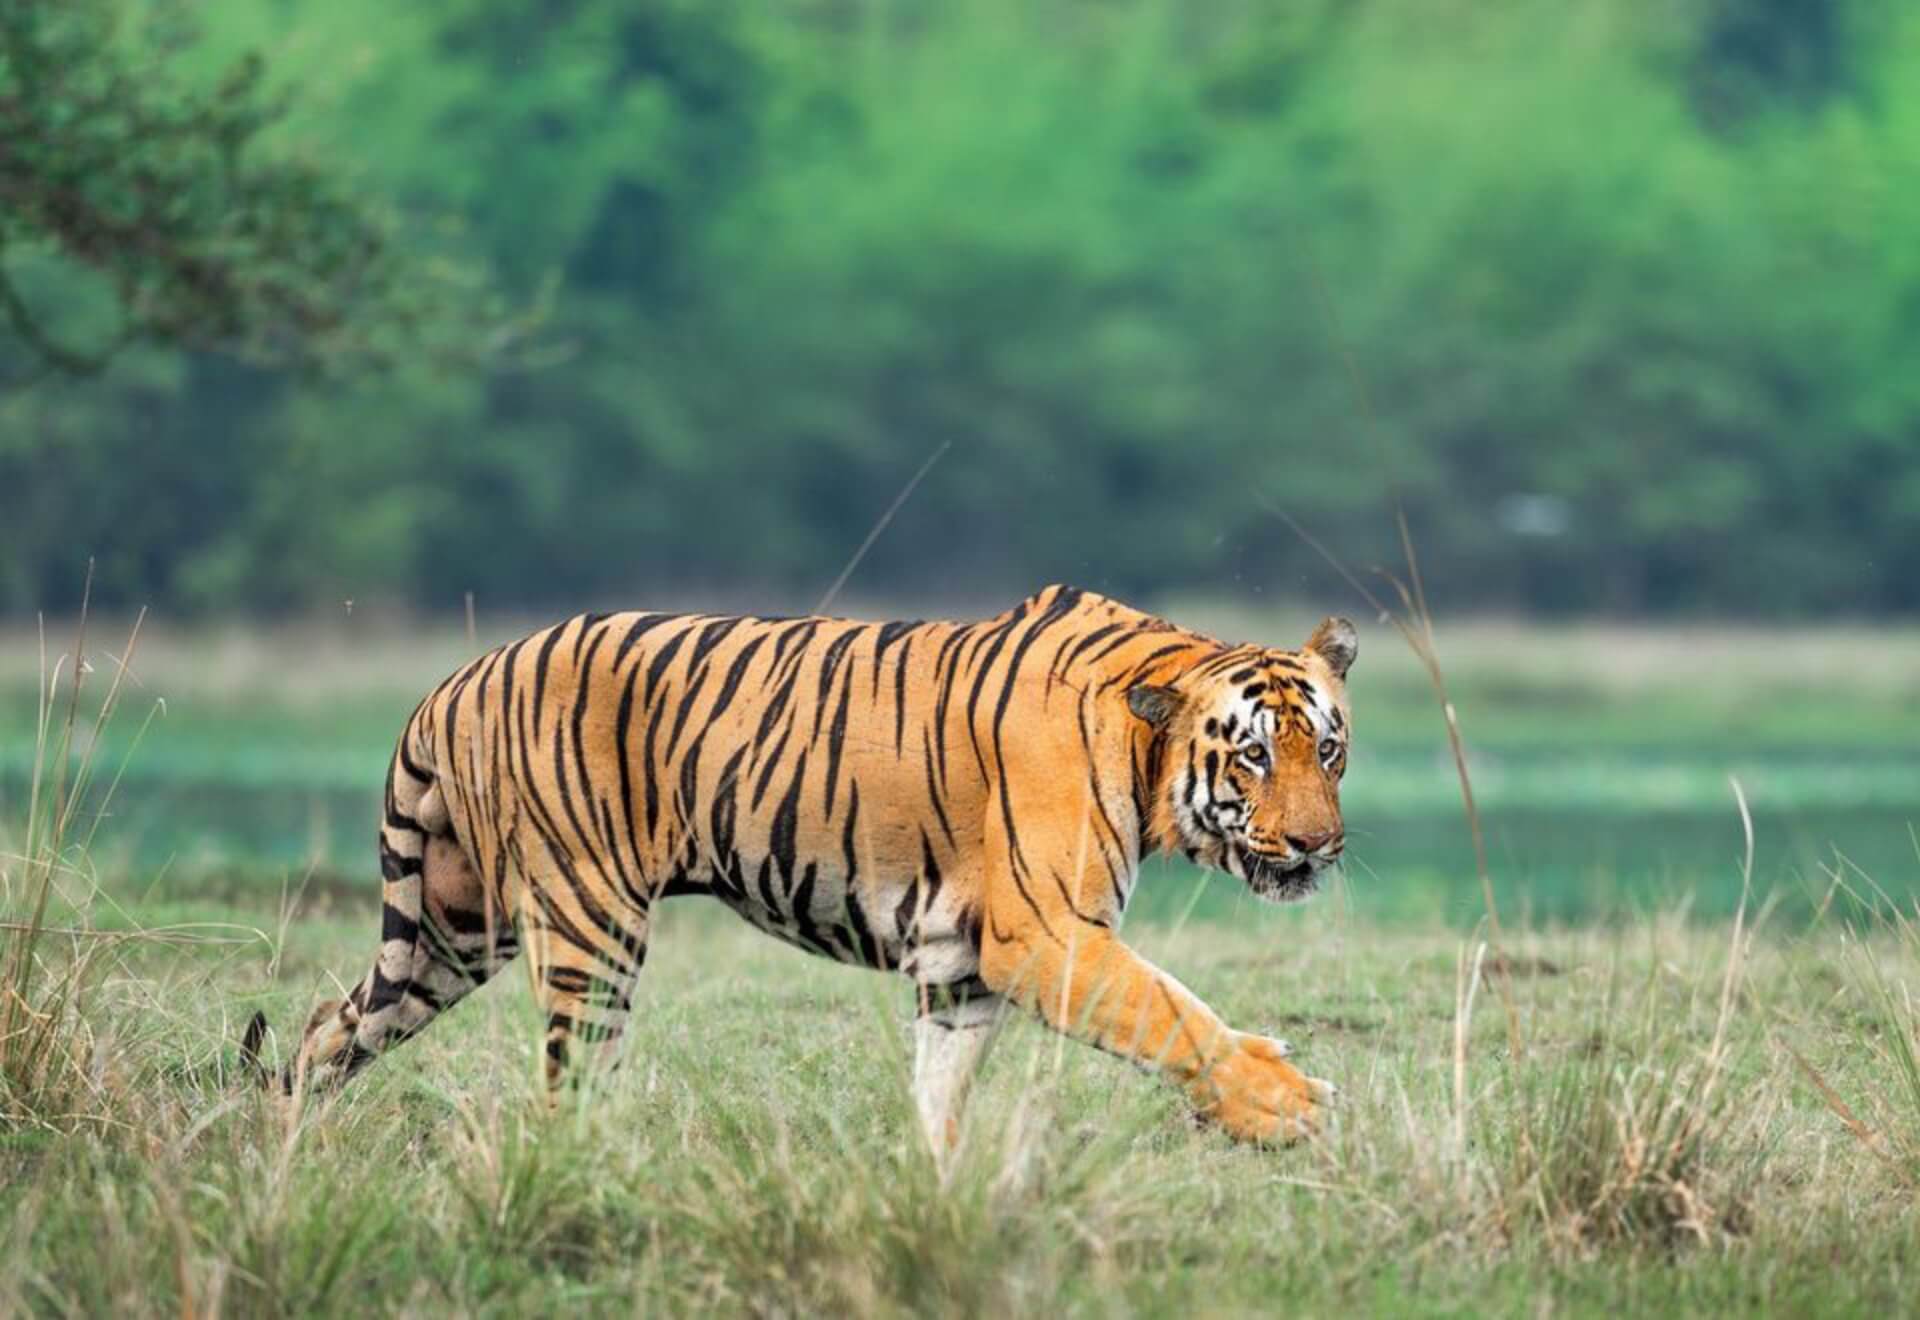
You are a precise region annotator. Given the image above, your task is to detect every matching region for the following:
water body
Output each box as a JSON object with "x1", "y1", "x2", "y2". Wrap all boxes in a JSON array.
[{"x1": 12, "y1": 755, "x2": 1912, "y2": 928}]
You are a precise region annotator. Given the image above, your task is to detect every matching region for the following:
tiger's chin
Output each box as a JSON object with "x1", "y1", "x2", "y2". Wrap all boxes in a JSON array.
[
  {"x1": 1236, "y1": 848, "x2": 1325, "y2": 905},
  {"x1": 1174, "y1": 828, "x2": 1330, "y2": 905}
]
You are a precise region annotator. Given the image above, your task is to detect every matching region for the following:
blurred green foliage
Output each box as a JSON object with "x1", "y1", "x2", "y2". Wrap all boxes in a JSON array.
[
  {"x1": 2, "y1": 0, "x2": 1917, "y2": 616},
  {"x1": 0, "y1": 1, "x2": 509, "y2": 379}
]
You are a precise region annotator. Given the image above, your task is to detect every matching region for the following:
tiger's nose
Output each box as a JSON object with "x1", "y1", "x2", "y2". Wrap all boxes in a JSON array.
[{"x1": 1286, "y1": 830, "x2": 1341, "y2": 855}]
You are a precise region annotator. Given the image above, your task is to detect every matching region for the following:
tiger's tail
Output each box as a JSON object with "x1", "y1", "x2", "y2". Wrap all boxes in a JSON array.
[
  {"x1": 238, "y1": 1009, "x2": 271, "y2": 1086},
  {"x1": 244, "y1": 715, "x2": 443, "y2": 1094}
]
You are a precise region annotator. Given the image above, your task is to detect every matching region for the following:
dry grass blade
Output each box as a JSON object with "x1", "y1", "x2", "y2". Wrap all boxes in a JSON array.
[
  {"x1": 1784, "y1": 1043, "x2": 1893, "y2": 1164},
  {"x1": 1282, "y1": 238, "x2": 1522, "y2": 1053},
  {"x1": 0, "y1": 922, "x2": 268, "y2": 947},
  {"x1": 813, "y1": 440, "x2": 952, "y2": 615},
  {"x1": 1453, "y1": 939, "x2": 1487, "y2": 1169},
  {"x1": 1268, "y1": 502, "x2": 1525, "y2": 1065},
  {"x1": 1706, "y1": 778, "x2": 1755, "y2": 1090}
]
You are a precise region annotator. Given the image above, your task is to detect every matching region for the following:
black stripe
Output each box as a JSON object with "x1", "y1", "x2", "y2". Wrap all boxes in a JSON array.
[
  {"x1": 380, "y1": 839, "x2": 423, "y2": 881},
  {"x1": 769, "y1": 749, "x2": 809, "y2": 886},
  {"x1": 662, "y1": 638, "x2": 724, "y2": 765},
  {"x1": 708, "y1": 634, "x2": 770, "y2": 724},
  {"x1": 639, "y1": 630, "x2": 693, "y2": 836},
  {"x1": 822, "y1": 664, "x2": 854, "y2": 818},
  {"x1": 396, "y1": 725, "x2": 434, "y2": 783},
  {"x1": 961, "y1": 612, "x2": 1025, "y2": 774},
  {"x1": 1099, "y1": 641, "x2": 1194, "y2": 693},
  {"x1": 989, "y1": 586, "x2": 1083, "y2": 759},
  {"x1": 841, "y1": 780, "x2": 861, "y2": 884},
  {"x1": 789, "y1": 862, "x2": 833, "y2": 954},
  {"x1": 612, "y1": 612, "x2": 683, "y2": 670},
  {"x1": 928, "y1": 623, "x2": 973, "y2": 794},
  {"x1": 572, "y1": 613, "x2": 611, "y2": 660},
  {"x1": 1053, "y1": 620, "x2": 1125, "y2": 680},
  {"x1": 715, "y1": 744, "x2": 753, "y2": 844},
  {"x1": 530, "y1": 622, "x2": 570, "y2": 730},
  {"x1": 750, "y1": 645, "x2": 807, "y2": 751},
  {"x1": 842, "y1": 883, "x2": 887, "y2": 968},
  {"x1": 750, "y1": 722, "x2": 794, "y2": 809},
  {"x1": 613, "y1": 661, "x2": 644, "y2": 842},
  {"x1": 894, "y1": 875, "x2": 921, "y2": 939},
  {"x1": 892, "y1": 631, "x2": 914, "y2": 754},
  {"x1": 872, "y1": 619, "x2": 919, "y2": 699},
  {"x1": 686, "y1": 616, "x2": 746, "y2": 674},
  {"x1": 675, "y1": 739, "x2": 704, "y2": 840},
  {"x1": 816, "y1": 625, "x2": 860, "y2": 710},
  {"x1": 769, "y1": 618, "x2": 821, "y2": 675},
  {"x1": 643, "y1": 623, "x2": 693, "y2": 697},
  {"x1": 921, "y1": 726, "x2": 957, "y2": 847},
  {"x1": 436, "y1": 904, "x2": 494, "y2": 936},
  {"x1": 380, "y1": 899, "x2": 421, "y2": 947},
  {"x1": 543, "y1": 966, "x2": 595, "y2": 995}
]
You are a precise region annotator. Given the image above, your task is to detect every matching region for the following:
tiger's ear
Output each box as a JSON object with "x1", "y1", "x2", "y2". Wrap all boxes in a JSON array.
[
  {"x1": 1305, "y1": 616, "x2": 1357, "y2": 679},
  {"x1": 1126, "y1": 684, "x2": 1183, "y2": 730}
]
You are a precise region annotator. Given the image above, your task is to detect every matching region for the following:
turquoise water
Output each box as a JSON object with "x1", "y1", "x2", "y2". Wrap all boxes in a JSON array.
[{"x1": 12, "y1": 744, "x2": 1911, "y2": 928}]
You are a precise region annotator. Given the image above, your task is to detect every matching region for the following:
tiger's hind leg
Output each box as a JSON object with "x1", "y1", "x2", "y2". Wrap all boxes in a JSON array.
[
  {"x1": 288, "y1": 783, "x2": 517, "y2": 1094},
  {"x1": 515, "y1": 858, "x2": 652, "y2": 1098}
]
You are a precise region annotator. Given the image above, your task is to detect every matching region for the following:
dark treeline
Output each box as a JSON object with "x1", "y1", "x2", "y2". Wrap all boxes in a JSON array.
[{"x1": 3, "y1": 0, "x2": 1916, "y2": 617}]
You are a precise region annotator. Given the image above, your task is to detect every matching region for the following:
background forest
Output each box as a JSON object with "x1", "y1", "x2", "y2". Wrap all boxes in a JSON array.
[{"x1": 5, "y1": 0, "x2": 1917, "y2": 619}]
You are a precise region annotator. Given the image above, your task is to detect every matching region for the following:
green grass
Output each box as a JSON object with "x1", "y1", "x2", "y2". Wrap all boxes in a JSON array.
[
  {"x1": 5, "y1": 901, "x2": 1920, "y2": 1314},
  {"x1": 1, "y1": 611, "x2": 1917, "y2": 1315}
]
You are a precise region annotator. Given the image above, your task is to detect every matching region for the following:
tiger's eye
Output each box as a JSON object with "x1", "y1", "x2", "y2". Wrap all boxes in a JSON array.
[
  {"x1": 1242, "y1": 744, "x2": 1269, "y2": 768},
  {"x1": 1318, "y1": 737, "x2": 1339, "y2": 762}
]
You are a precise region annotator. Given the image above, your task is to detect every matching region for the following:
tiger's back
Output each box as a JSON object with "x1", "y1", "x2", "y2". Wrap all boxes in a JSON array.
[{"x1": 410, "y1": 588, "x2": 1180, "y2": 989}]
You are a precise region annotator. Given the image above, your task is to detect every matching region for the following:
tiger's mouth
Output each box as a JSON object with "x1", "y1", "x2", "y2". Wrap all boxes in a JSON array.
[{"x1": 1238, "y1": 846, "x2": 1324, "y2": 904}]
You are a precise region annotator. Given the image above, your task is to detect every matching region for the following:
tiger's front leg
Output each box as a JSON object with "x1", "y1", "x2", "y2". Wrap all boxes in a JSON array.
[
  {"x1": 979, "y1": 918, "x2": 1332, "y2": 1143},
  {"x1": 911, "y1": 976, "x2": 1004, "y2": 1178}
]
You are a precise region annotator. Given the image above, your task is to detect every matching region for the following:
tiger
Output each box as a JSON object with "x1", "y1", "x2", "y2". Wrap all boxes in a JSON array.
[{"x1": 247, "y1": 585, "x2": 1356, "y2": 1165}]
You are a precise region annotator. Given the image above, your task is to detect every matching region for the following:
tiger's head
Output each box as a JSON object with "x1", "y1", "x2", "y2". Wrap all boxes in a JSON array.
[{"x1": 1130, "y1": 617, "x2": 1357, "y2": 903}]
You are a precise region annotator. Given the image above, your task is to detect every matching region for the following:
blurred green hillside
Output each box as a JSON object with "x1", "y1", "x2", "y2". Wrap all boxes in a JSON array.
[{"x1": 4, "y1": 0, "x2": 1917, "y2": 617}]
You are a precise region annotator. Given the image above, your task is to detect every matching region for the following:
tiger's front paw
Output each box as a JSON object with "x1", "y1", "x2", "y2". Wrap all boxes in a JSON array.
[{"x1": 1190, "y1": 1032, "x2": 1334, "y2": 1145}]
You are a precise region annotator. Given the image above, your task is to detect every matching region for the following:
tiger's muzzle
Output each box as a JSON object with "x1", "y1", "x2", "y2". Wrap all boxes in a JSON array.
[{"x1": 1240, "y1": 845, "x2": 1334, "y2": 903}]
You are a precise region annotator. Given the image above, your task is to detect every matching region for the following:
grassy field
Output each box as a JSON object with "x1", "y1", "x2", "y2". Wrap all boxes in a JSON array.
[{"x1": 2, "y1": 607, "x2": 1918, "y2": 1315}]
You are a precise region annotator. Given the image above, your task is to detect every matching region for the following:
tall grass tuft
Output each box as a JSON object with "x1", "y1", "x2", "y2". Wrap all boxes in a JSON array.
[
  {"x1": 1280, "y1": 505, "x2": 1768, "y2": 1253},
  {"x1": 1503, "y1": 788, "x2": 1757, "y2": 1250},
  {"x1": 1795, "y1": 879, "x2": 1920, "y2": 1185},
  {"x1": 1476, "y1": 958, "x2": 1758, "y2": 1249},
  {"x1": 1, "y1": 569, "x2": 143, "y2": 1128},
  {"x1": 1864, "y1": 910, "x2": 1920, "y2": 1178},
  {"x1": 0, "y1": 565, "x2": 179, "y2": 1129}
]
